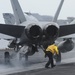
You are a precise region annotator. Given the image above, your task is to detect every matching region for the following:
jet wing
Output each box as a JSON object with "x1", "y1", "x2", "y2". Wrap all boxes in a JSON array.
[
  {"x1": 59, "y1": 24, "x2": 75, "y2": 37},
  {"x1": 0, "y1": 24, "x2": 25, "y2": 38},
  {"x1": 0, "y1": 24, "x2": 75, "y2": 38}
]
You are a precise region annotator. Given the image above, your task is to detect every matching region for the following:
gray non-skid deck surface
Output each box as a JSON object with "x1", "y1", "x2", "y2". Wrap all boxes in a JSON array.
[{"x1": 9, "y1": 63, "x2": 75, "y2": 75}]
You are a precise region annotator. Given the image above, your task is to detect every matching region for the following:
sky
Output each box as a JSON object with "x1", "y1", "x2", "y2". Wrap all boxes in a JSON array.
[{"x1": 0, "y1": 0, "x2": 75, "y2": 23}]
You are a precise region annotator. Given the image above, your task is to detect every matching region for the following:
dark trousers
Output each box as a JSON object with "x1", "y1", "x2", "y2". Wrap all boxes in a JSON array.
[{"x1": 45, "y1": 51, "x2": 54, "y2": 68}]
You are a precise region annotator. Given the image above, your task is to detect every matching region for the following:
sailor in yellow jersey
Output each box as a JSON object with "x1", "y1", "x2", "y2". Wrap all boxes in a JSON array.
[{"x1": 45, "y1": 44, "x2": 59, "y2": 68}]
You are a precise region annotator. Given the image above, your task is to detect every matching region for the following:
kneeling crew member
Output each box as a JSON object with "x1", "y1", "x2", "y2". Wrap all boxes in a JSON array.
[{"x1": 45, "y1": 44, "x2": 59, "y2": 68}]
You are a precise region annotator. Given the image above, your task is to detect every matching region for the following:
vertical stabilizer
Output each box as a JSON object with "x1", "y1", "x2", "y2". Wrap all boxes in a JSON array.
[
  {"x1": 3, "y1": 13, "x2": 15, "y2": 24},
  {"x1": 53, "y1": 0, "x2": 64, "y2": 22},
  {"x1": 10, "y1": 0, "x2": 26, "y2": 24}
]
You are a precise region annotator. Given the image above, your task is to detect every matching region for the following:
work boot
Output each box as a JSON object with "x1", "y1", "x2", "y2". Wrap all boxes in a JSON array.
[
  {"x1": 51, "y1": 65, "x2": 56, "y2": 68},
  {"x1": 45, "y1": 66, "x2": 50, "y2": 69}
]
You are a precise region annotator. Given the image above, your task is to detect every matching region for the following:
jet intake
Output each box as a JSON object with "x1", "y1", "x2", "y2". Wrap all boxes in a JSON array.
[
  {"x1": 25, "y1": 24, "x2": 42, "y2": 40},
  {"x1": 58, "y1": 39, "x2": 74, "y2": 53},
  {"x1": 43, "y1": 23, "x2": 59, "y2": 39}
]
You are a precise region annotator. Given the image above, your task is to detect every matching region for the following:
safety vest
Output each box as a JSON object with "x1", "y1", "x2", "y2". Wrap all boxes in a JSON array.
[{"x1": 46, "y1": 44, "x2": 59, "y2": 55}]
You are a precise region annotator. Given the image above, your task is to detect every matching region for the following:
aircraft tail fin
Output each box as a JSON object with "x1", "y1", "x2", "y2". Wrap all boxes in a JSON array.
[
  {"x1": 53, "y1": 0, "x2": 64, "y2": 22},
  {"x1": 10, "y1": 0, "x2": 26, "y2": 24},
  {"x1": 3, "y1": 13, "x2": 15, "y2": 24}
]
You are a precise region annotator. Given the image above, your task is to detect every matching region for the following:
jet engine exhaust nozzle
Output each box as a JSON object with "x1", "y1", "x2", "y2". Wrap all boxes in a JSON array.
[
  {"x1": 43, "y1": 23, "x2": 59, "y2": 39},
  {"x1": 25, "y1": 24, "x2": 42, "y2": 40}
]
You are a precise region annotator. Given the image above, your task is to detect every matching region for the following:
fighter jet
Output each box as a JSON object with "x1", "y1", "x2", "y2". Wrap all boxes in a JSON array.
[{"x1": 0, "y1": 0, "x2": 75, "y2": 62}]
